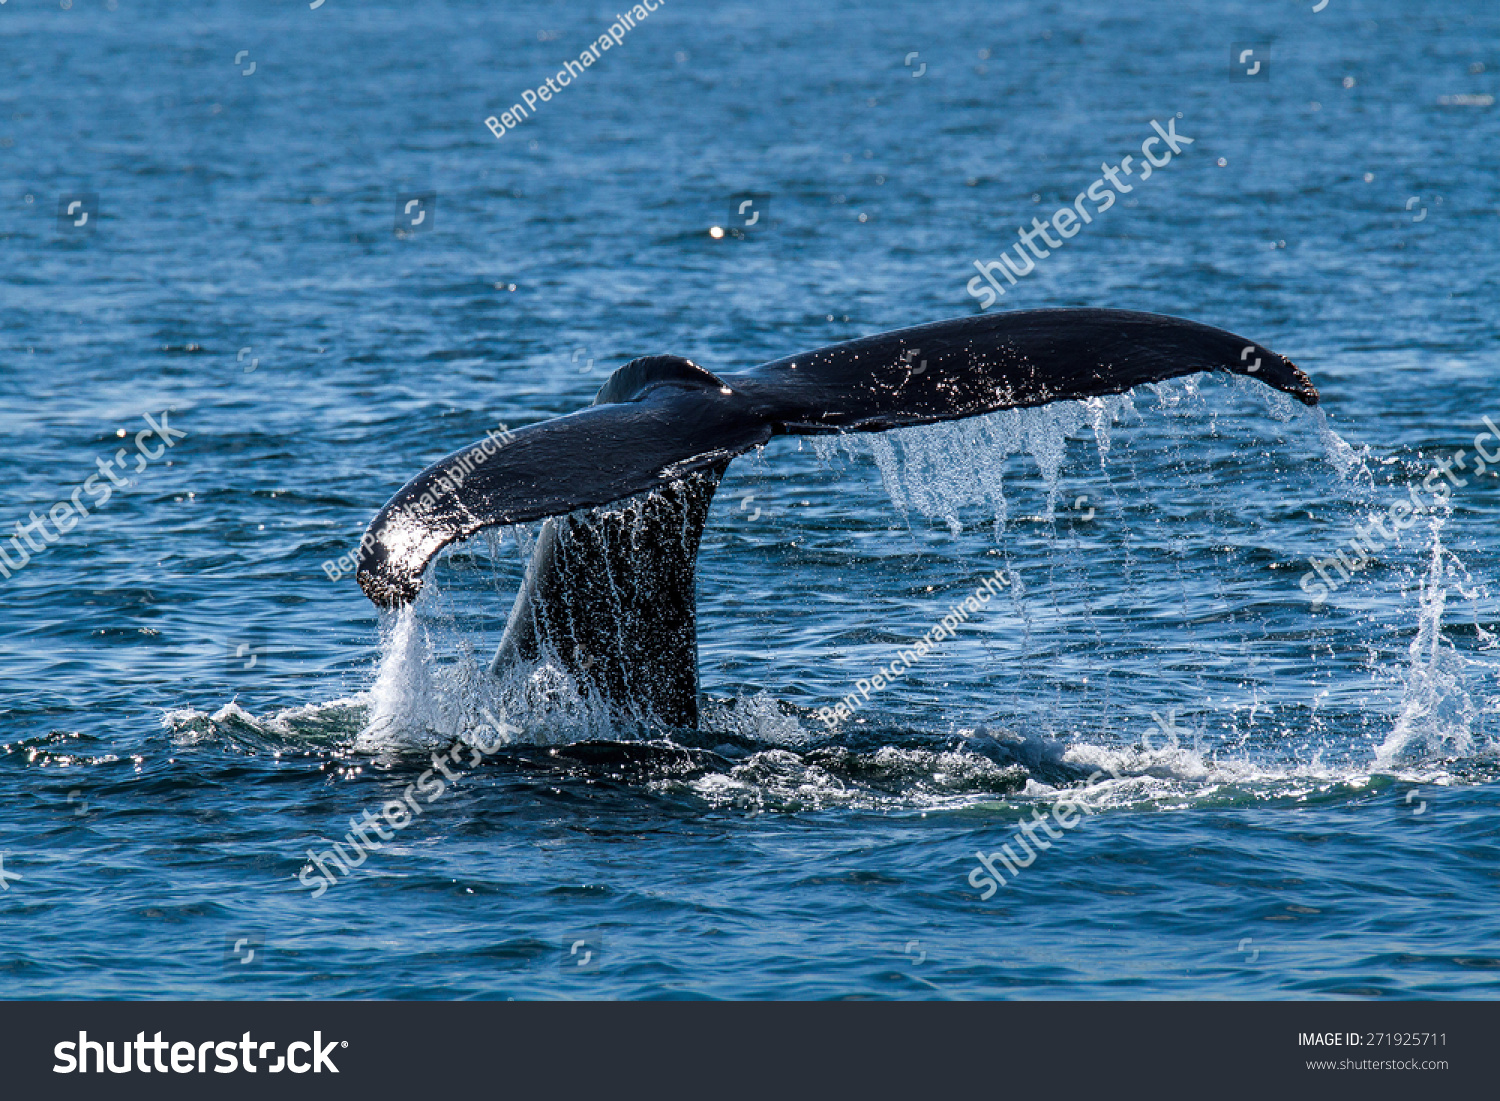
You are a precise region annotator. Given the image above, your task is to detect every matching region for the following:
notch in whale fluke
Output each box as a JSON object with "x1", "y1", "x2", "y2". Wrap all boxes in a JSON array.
[{"x1": 355, "y1": 309, "x2": 1317, "y2": 609}]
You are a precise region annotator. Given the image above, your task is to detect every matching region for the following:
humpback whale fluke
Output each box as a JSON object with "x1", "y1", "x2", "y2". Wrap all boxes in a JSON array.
[{"x1": 356, "y1": 309, "x2": 1317, "y2": 727}]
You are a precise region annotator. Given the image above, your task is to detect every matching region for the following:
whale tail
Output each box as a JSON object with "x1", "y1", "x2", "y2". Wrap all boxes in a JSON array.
[
  {"x1": 355, "y1": 309, "x2": 1318, "y2": 727},
  {"x1": 488, "y1": 462, "x2": 726, "y2": 728}
]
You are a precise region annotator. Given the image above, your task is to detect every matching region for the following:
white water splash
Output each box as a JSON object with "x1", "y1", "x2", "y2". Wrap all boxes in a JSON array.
[
  {"x1": 359, "y1": 606, "x2": 459, "y2": 751},
  {"x1": 1312, "y1": 405, "x2": 1375, "y2": 491},
  {"x1": 357, "y1": 558, "x2": 570, "y2": 752},
  {"x1": 700, "y1": 691, "x2": 810, "y2": 745},
  {"x1": 1296, "y1": 408, "x2": 1494, "y2": 769},
  {"x1": 814, "y1": 394, "x2": 1135, "y2": 534},
  {"x1": 355, "y1": 520, "x2": 741, "y2": 748},
  {"x1": 1377, "y1": 534, "x2": 1484, "y2": 767}
]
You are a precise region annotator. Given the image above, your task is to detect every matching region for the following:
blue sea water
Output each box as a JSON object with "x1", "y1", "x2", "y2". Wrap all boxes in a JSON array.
[{"x1": 2, "y1": 0, "x2": 1498, "y2": 999}]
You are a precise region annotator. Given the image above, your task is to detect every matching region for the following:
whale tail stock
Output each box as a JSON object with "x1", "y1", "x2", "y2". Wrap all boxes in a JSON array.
[{"x1": 355, "y1": 309, "x2": 1317, "y2": 727}]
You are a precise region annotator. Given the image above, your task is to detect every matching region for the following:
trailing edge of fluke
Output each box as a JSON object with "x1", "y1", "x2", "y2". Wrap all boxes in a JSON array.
[{"x1": 355, "y1": 309, "x2": 1318, "y2": 611}]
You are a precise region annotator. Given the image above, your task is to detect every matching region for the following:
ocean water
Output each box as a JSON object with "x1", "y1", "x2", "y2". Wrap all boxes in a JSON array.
[{"x1": 2, "y1": 0, "x2": 1498, "y2": 999}]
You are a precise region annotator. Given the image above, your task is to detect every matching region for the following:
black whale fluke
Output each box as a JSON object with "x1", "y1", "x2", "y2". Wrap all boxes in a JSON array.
[
  {"x1": 354, "y1": 365, "x2": 766, "y2": 610},
  {"x1": 355, "y1": 309, "x2": 1317, "y2": 726}
]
